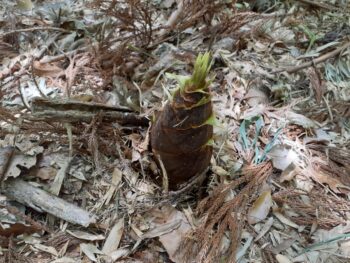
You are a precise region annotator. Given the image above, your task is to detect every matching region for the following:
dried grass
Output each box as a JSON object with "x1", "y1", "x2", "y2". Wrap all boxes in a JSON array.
[
  {"x1": 94, "y1": 0, "x2": 155, "y2": 46},
  {"x1": 273, "y1": 188, "x2": 349, "y2": 229},
  {"x1": 307, "y1": 142, "x2": 350, "y2": 189},
  {"x1": 0, "y1": 236, "x2": 33, "y2": 263},
  {"x1": 180, "y1": 162, "x2": 273, "y2": 263}
]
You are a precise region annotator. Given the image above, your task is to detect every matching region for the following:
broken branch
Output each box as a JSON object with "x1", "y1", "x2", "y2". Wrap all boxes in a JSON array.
[{"x1": 2, "y1": 179, "x2": 96, "y2": 227}]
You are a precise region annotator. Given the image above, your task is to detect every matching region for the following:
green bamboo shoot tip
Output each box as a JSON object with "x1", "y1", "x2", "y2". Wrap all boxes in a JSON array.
[{"x1": 190, "y1": 52, "x2": 212, "y2": 91}]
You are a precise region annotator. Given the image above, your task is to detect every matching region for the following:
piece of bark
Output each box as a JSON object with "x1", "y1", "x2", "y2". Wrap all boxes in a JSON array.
[
  {"x1": 30, "y1": 97, "x2": 149, "y2": 126},
  {"x1": 2, "y1": 179, "x2": 96, "y2": 227}
]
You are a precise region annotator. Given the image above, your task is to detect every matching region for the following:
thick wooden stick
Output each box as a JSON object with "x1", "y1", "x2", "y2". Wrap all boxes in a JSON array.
[
  {"x1": 30, "y1": 97, "x2": 149, "y2": 126},
  {"x1": 2, "y1": 179, "x2": 96, "y2": 227}
]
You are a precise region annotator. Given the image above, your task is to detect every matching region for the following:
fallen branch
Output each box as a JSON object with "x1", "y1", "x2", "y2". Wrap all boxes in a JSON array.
[
  {"x1": 273, "y1": 41, "x2": 350, "y2": 74},
  {"x1": 2, "y1": 179, "x2": 96, "y2": 227},
  {"x1": 30, "y1": 97, "x2": 149, "y2": 126}
]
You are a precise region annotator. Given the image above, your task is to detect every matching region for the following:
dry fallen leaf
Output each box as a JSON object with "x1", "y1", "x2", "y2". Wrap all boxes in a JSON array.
[
  {"x1": 49, "y1": 257, "x2": 77, "y2": 263},
  {"x1": 308, "y1": 67, "x2": 325, "y2": 104},
  {"x1": 267, "y1": 145, "x2": 299, "y2": 171},
  {"x1": 255, "y1": 217, "x2": 274, "y2": 241},
  {"x1": 307, "y1": 166, "x2": 348, "y2": 194},
  {"x1": 276, "y1": 254, "x2": 292, "y2": 263},
  {"x1": 34, "y1": 244, "x2": 58, "y2": 257},
  {"x1": 102, "y1": 218, "x2": 124, "y2": 255},
  {"x1": 280, "y1": 162, "x2": 299, "y2": 182},
  {"x1": 285, "y1": 111, "x2": 316, "y2": 128},
  {"x1": 98, "y1": 167, "x2": 123, "y2": 208},
  {"x1": 0, "y1": 206, "x2": 40, "y2": 237},
  {"x1": 80, "y1": 243, "x2": 103, "y2": 262},
  {"x1": 67, "y1": 230, "x2": 105, "y2": 241},
  {"x1": 273, "y1": 211, "x2": 299, "y2": 229},
  {"x1": 33, "y1": 167, "x2": 57, "y2": 180},
  {"x1": 5, "y1": 153, "x2": 37, "y2": 179},
  {"x1": 245, "y1": 87, "x2": 269, "y2": 106},
  {"x1": 248, "y1": 190, "x2": 273, "y2": 224},
  {"x1": 143, "y1": 205, "x2": 192, "y2": 263}
]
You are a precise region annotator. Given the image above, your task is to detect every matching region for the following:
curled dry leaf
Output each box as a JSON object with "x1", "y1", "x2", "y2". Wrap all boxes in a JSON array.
[
  {"x1": 109, "y1": 248, "x2": 130, "y2": 261},
  {"x1": 212, "y1": 165, "x2": 229, "y2": 176},
  {"x1": 97, "y1": 167, "x2": 123, "y2": 208},
  {"x1": 255, "y1": 217, "x2": 274, "y2": 241},
  {"x1": 267, "y1": 145, "x2": 299, "y2": 171}
]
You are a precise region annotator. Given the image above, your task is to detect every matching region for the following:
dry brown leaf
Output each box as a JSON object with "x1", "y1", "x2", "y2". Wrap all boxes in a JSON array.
[
  {"x1": 308, "y1": 67, "x2": 325, "y2": 104},
  {"x1": 285, "y1": 111, "x2": 316, "y2": 128},
  {"x1": 0, "y1": 221, "x2": 40, "y2": 237},
  {"x1": 33, "y1": 167, "x2": 57, "y2": 180},
  {"x1": 308, "y1": 168, "x2": 347, "y2": 194},
  {"x1": 33, "y1": 60, "x2": 63, "y2": 77},
  {"x1": 147, "y1": 205, "x2": 191, "y2": 263}
]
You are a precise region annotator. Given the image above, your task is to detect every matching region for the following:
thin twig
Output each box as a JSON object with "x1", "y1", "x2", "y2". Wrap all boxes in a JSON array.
[
  {"x1": 40, "y1": 47, "x2": 88, "y2": 64},
  {"x1": 0, "y1": 27, "x2": 71, "y2": 38},
  {"x1": 272, "y1": 41, "x2": 350, "y2": 74},
  {"x1": 156, "y1": 153, "x2": 169, "y2": 193},
  {"x1": 295, "y1": 0, "x2": 341, "y2": 11}
]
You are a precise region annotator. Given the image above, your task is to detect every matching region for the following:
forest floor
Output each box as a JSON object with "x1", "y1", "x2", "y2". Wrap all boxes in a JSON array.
[{"x1": 0, "y1": 0, "x2": 350, "y2": 262}]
